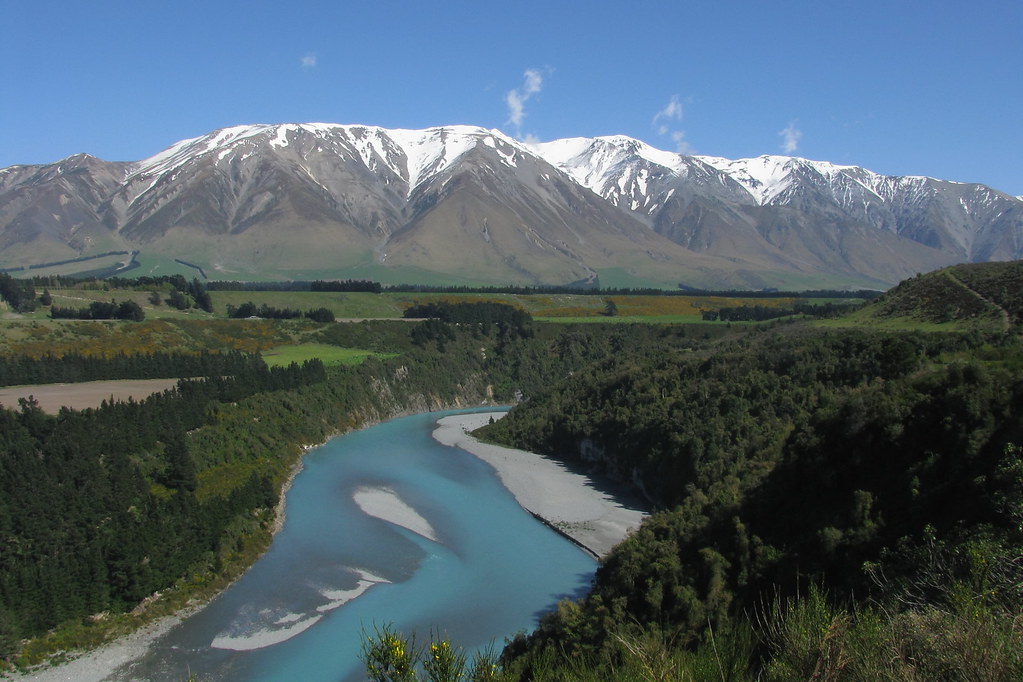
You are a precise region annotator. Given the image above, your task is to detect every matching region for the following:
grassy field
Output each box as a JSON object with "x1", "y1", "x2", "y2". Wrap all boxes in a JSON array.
[
  {"x1": 537, "y1": 314, "x2": 706, "y2": 324},
  {"x1": 813, "y1": 303, "x2": 987, "y2": 332},
  {"x1": 10, "y1": 286, "x2": 870, "y2": 323},
  {"x1": 211, "y1": 291, "x2": 407, "y2": 318},
  {"x1": 260, "y1": 343, "x2": 398, "y2": 367},
  {"x1": 0, "y1": 289, "x2": 881, "y2": 361},
  {"x1": 0, "y1": 284, "x2": 892, "y2": 366},
  {"x1": 211, "y1": 290, "x2": 860, "y2": 322}
]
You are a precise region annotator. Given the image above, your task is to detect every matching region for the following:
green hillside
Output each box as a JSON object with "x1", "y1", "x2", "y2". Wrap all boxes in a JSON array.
[
  {"x1": 845, "y1": 261, "x2": 1023, "y2": 332},
  {"x1": 466, "y1": 264, "x2": 1023, "y2": 681}
]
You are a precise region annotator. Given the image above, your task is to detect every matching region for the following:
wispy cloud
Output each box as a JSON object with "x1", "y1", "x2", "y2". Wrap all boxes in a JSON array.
[
  {"x1": 301, "y1": 53, "x2": 317, "y2": 69},
  {"x1": 506, "y1": 68, "x2": 545, "y2": 138},
  {"x1": 670, "y1": 131, "x2": 692, "y2": 154},
  {"x1": 779, "y1": 121, "x2": 802, "y2": 154},
  {"x1": 652, "y1": 95, "x2": 693, "y2": 153},
  {"x1": 653, "y1": 95, "x2": 683, "y2": 135}
]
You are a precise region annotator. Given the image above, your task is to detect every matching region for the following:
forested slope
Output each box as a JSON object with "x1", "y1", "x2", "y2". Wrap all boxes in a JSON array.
[{"x1": 475, "y1": 269, "x2": 1023, "y2": 680}]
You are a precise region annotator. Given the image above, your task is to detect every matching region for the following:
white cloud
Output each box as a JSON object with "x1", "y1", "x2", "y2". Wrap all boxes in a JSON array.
[
  {"x1": 653, "y1": 95, "x2": 683, "y2": 126},
  {"x1": 301, "y1": 53, "x2": 317, "y2": 69},
  {"x1": 671, "y1": 130, "x2": 693, "y2": 155},
  {"x1": 779, "y1": 122, "x2": 802, "y2": 154},
  {"x1": 505, "y1": 68, "x2": 544, "y2": 135},
  {"x1": 523, "y1": 69, "x2": 543, "y2": 96},
  {"x1": 506, "y1": 90, "x2": 526, "y2": 128},
  {"x1": 653, "y1": 95, "x2": 692, "y2": 154}
]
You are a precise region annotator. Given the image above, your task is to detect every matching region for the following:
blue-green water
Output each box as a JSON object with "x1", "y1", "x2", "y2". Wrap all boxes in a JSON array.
[{"x1": 116, "y1": 410, "x2": 596, "y2": 681}]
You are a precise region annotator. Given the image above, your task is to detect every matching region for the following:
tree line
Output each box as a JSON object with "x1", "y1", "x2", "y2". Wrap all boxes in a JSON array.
[
  {"x1": 0, "y1": 274, "x2": 37, "y2": 313},
  {"x1": 49, "y1": 299, "x2": 145, "y2": 321},
  {"x1": 207, "y1": 279, "x2": 384, "y2": 293},
  {"x1": 226, "y1": 302, "x2": 335, "y2": 323},
  {"x1": 700, "y1": 300, "x2": 862, "y2": 321},
  {"x1": 0, "y1": 351, "x2": 257, "y2": 388},
  {"x1": 24, "y1": 275, "x2": 214, "y2": 314}
]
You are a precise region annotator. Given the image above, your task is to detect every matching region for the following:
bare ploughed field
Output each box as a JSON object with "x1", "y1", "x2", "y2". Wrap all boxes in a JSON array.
[{"x1": 0, "y1": 378, "x2": 181, "y2": 413}]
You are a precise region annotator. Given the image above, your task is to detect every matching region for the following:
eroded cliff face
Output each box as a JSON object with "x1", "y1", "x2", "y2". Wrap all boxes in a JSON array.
[{"x1": 576, "y1": 437, "x2": 660, "y2": 507}]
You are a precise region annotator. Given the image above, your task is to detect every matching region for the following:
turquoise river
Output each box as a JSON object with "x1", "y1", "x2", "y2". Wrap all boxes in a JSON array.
[{"x1": 113, "y1": 409, "x2": 597, "y2": 681}]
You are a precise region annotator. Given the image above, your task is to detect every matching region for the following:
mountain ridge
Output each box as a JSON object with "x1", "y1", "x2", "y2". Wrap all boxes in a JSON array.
[{"x1": 2, "y1": 123, "x2": 1020, "y2": 289}]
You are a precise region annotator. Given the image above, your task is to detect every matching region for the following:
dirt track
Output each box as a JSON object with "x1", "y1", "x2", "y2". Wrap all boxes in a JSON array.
[{"x1": 0, "y1": 378, "x2": 181, "y2": 413}]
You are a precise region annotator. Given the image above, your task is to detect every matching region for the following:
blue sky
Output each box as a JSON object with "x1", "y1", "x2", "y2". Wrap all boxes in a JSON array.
[{"x1": 3, "y1": 0, "x2": 1021, "y2": 195}]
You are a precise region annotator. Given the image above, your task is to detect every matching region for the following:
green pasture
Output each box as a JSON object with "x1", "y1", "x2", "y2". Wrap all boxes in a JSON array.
[
  {"x1": 535, "y1": 314, "x2": 706, "y2": 324},
  {"x1": 3, "y1": 282, "x2": 888, "y2": 331},
  {"x1": 812, "y1": 304, "x2": 979, "y2": 332},
  {"x1": 260, "y1": 343, "x2": 398, "y2": 368},
  {"x1": 211, "y1": 291, "x2": 406, "y2": 318}
]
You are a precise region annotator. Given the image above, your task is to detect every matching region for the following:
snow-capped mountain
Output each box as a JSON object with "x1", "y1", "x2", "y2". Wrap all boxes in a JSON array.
[
  {"x1": 1, "y1": 123, "x2": 1020, "y2": 289},
  {"x1": 532, "y1": 136, "x2": 1022, "y2": 286}
]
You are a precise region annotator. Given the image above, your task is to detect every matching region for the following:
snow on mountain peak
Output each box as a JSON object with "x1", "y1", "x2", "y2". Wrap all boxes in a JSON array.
[
  {"x1": 694, "y1": 154, "x2": 876, "y2": 205},
  {"x1": 532, "y1": 136, "x2": 682, "y2": 207},
  {"x1": 122, "y1": 123, "x2": 1013, "y2": 218},
  {"x1": 695, "y1": 155, "x2": 800, "y2": 204},
  {"x1": 129, "y1": 123, "x2": 528, "y2": 199},
  {"x1": 129, "y1": 123, "x2": 279, "y2": 180},
  {"x1": 387, "y1": 126, "x2": 485, "y2": 194},
  {"x1": 534, "y1": 136, "x2": 683, "y2": 180},
  {"x1": 530, "y1": 135, "x2": 688, "y2": 215}
]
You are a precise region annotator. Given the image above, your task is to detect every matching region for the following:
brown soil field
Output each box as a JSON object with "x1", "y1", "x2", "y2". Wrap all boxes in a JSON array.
[{"x1": 0, "y1": 378, "x2": 181, "y2": 413}]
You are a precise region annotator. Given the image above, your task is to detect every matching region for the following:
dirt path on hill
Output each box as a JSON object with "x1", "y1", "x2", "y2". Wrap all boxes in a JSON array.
[{"x1": 944, "y1": 270, "x2": 1011, "y2": 332}]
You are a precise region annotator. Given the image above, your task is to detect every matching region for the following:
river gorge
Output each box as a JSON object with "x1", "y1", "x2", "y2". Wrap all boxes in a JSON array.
[{"x1": 95, "y1": 409, "x2": 599, "y2": 681}]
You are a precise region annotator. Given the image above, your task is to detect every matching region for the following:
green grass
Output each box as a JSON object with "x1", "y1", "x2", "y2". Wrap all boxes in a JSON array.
[
  {"x1": 3, "y1": 285, "x2": 901, "y2": 331},
  {"x1": 260, "y1": 343, "x2": 398, "y2": 367},
  {"x1": 211, "y1": 291, "x2": 406, "y2": 318},
  {"x1": 8, "y1": 254, "x2": 132, "y2": 280},
  {"x1": 536, "y1": 314, "x2": 706, "y2": 324},
  {"x1": 813, "y1": 305, "x2": 976, "y2": 332},
  {"x1": 124, "y1": 252, "x2": 208, "y2": 279}
]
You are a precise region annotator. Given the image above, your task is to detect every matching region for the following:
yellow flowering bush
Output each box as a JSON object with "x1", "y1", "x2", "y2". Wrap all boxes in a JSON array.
[
  {"x1": 362, "y1": 625, "x2": 417, "y2": 682},
  {"x1": 362, "y1": 625, "x2": 500, "y2": 682},
  {"x1": 423, "y1": 637, "x2": 465, "y2": 682}
]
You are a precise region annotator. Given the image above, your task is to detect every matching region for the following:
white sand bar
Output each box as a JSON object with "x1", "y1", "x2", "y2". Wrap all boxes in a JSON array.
[
  {"x1": 433, "y1": 412, "x2": 649, "y2": 557},
  {"x1": 210, "y1": 614, "x2": 322, "y2": 651},
  {"x1": 353, "y1": 486, "x2": 439, "y2": 542},
  {"x1": 317, "y1": 569, "x2": 390, "y2": 613}
]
